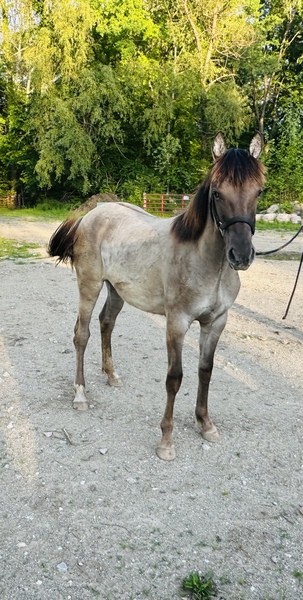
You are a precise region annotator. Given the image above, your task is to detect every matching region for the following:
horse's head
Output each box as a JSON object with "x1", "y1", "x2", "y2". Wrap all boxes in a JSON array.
[{"x1": 210, "y1": 132, "x2": 265, "y2": 270}]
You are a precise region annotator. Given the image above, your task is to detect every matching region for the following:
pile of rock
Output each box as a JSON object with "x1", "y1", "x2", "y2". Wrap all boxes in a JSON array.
[{"x1": 256, "y1": 204, "x2": 302, "y2": 224}]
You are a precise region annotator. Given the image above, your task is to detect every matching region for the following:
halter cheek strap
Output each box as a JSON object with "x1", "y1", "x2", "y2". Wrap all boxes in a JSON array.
[{"x1": 209, "y1": 194, "x2": 255, "y2": 236}]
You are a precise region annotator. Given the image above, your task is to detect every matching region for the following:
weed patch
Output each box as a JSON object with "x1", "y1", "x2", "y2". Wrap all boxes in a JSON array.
[
  {"x1": 0, "y1": 238, "x2": 41, "y2": 260},
  {"x1": 182, "y1": 571, "x2": 217, "y2": 599}
]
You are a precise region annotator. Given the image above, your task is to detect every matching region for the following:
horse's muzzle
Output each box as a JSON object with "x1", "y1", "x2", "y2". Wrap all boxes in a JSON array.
[{"x1": 227, "y1": 245, "x2": 255, "y2": 270}]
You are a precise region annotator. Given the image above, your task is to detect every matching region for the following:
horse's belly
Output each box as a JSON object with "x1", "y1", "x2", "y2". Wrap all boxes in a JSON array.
[{"x1": 111, "y1": 280, "x2": 166, "y2": 315}]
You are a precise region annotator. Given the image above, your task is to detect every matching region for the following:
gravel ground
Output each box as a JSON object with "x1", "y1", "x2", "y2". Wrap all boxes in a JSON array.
[{"x1": 0, "y1": 217, "x2": 302, "y2": 600}]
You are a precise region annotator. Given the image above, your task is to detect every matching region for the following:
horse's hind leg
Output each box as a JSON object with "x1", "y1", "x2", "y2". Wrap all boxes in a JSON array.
[
  {"x1": 73, "y1": 275, "x2": 103, "y2": 411},
  {"x1": 99, "y1": 281, "x2": 124, "y2": 387}
]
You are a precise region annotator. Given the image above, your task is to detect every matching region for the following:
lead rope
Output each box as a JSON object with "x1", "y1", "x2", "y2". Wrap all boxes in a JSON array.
[
  {"x1": 282, "y1": 250, "x2": 303, "y2": 319},
  {"x1": 256, "y1": 225, "x2": 303, "y2": 319}
]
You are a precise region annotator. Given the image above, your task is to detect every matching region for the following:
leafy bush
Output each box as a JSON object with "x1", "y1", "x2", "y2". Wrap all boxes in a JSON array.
[{"x1": 36, "y1": 199, "x2": 64, "y2": 211}]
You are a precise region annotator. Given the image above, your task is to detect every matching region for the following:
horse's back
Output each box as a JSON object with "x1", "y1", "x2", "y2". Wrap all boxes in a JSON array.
[
  {"x1": 82, "y1": 201, "x2": 162, "y2": 229},
  {"x1": 75, "y1": 202, "x2": 173, "y2": 259}
]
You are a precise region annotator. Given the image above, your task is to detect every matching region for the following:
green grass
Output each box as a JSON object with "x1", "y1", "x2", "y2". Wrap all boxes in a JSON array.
[
  {"x1": 182, "y1": 571, "x2": 217, "y2": 600},
  {"x1": 262, "y1": 252, "x2": 301, "y2": 261},
  {"x1": 0, "y1": 237, "x2": 41, "y2": 260},
  {"x1": 256, "y1": 220, "x2": 301, "y2": 232},
  {"x1": 0, "y1": 205, "x2": 72, "y2": 220}
]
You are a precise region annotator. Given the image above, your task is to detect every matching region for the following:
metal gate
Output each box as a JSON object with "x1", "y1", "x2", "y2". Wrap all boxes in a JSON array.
[{"x1": 142, "y1": 193, "x2": 193, "y2": 215}]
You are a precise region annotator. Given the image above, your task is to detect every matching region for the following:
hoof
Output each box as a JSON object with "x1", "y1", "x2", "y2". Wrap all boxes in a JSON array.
[
  {"x1": 202, "y1": 426, "x2": 220, "y2": 443},
  {"x1": 73, "y1": 400, "x2": 89, "y2": 411},
  {"x1": 156, "y1": 444, "x2": 176, "y2": 461},
  {"x1": 108, "y1": 375, "x2": 123, "y2": 388},
  {"x1": 73, "y1": 384, "x2": 89, "y2": 411}
]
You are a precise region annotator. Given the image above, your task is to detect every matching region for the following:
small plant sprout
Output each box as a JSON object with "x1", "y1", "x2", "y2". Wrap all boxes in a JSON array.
[
  {"x1": 182, "y1": 570, "x2": 217, "y2": 600},
  {"x1": 293, "y1": 570, "x2": 303, "y2": 579}
]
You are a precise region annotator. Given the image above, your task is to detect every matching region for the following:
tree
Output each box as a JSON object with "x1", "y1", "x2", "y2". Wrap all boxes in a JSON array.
[
  {"x1": 0, "y1": 0, "x2": 302, "y2": 205},
  {"x1": 240, "y1": 0, "x2": 303, "y2": 137},
  {"x1": 263, "y1": 108, "x2": 303, "y2": 206},
  {"x1": 159, "y1": 0, "x2": 259, "y2": 88}
]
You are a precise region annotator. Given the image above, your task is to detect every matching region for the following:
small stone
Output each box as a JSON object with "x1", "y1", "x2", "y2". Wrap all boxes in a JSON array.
[
  {"x1": 7, "y1": 422, "x2": 13, "y2": 430},
  {"x1": 271, "y1": 556, "x2": 278, "y2": 564},
  {"x1": 99, "y1": 448, "x2": 108, "y2": 455},
  {"x1": 43, "y1": 431, "x2": 53, "y2": 438},
  {"x1": 126, "y1": 477, "x2": 137, "y2": 484},
  {"x1": 57, "y1": 562, "x2": 68, "y2": 572}
]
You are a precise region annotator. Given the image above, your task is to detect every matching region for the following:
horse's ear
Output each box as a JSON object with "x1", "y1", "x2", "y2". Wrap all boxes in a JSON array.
[
  {"x1": 212, "y1": 132, "x2": 227, "y2": 159},
  {"x1": 249, "y1": 132, "x2": 263, "y2": 159}
]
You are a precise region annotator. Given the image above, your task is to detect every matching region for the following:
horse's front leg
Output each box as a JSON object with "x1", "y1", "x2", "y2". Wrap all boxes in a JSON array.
[
  {"x1": 73, "y1": 279, "x2": 103, "y2": 410},
  {"x1": 157, "y1": 315, "x2": 188, "y2": 461},
  {"x1": 195, "y1": 313, "x2": 227, "y2": 442}
]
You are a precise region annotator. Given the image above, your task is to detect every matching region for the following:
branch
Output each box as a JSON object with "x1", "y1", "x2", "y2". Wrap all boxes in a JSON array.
[{"x1": 180, "y1": 0, "x2": 202, "y2": 55}]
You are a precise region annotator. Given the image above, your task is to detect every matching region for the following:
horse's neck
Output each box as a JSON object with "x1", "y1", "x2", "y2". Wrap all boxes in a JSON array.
[{"x1": 198, "y1": 217, "x2": 226, "y2": 266}]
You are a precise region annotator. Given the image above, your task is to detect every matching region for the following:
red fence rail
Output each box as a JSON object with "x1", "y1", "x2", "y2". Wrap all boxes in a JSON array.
[{"x1": 142, "y1": 193, "x2": 193, "y2": 215}]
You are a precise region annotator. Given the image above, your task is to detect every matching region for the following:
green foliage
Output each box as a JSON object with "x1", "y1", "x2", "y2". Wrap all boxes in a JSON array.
[
  {"x1": 35, "y1": 198, "x2": 70, "y2": 211},
  {"x1": 293, "y1": 570, "x2": 303, "y2": 579},
  {"x1": 0, "y1": 0, "x2": 302, "y2": 205},
  {"x1": 264, "y1": 108, "x2": 303, "y2": 206},
  {"x1": 204, "y1": 83, "x2": 252, "y2": 143},
  {"x1": 182, "y1": 571, "x2": 217, "y2": 600}
]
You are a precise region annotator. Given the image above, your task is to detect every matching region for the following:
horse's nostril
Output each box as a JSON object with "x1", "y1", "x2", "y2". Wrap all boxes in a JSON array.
[
  {"x1": 228, "y1": 248, "x2": 236, "y2": 264},
  {"x1": 227, "y1": 245, "x2": 254, "y2": 270}
]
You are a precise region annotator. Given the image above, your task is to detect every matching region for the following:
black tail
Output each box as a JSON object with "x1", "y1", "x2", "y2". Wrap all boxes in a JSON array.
[{"x1": 48, "y1": 218, "x2": 83, "y2": 265}]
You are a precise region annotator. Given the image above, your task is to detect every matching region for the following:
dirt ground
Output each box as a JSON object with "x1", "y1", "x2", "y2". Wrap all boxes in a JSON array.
[{"x1": 0, "y1": 217, "x2": 302, "y2": 600}]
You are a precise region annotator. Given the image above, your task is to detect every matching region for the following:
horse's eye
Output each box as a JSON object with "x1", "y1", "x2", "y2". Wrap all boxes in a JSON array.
[
  {"x1": 214, "y1": 191, "x2": 222, "y2": 201},
  {"x1": 257, "y1": 189, "x2": 263, "y2": 197}
]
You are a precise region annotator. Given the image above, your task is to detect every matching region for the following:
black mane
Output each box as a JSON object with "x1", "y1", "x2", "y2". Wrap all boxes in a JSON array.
[{"x1": 171, "y1": 148, "x2": 266, "y2": 243}]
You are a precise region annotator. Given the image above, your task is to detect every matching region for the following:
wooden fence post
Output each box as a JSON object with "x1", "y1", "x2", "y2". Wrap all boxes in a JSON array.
[{"x1": 161, "y1": 194, "x2": 164, "y2": 214}]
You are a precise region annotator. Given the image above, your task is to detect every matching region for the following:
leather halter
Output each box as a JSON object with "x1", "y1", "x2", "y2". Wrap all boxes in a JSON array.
[{"x1": 209, "y1": 192, "x2": 255, "y2": 237}]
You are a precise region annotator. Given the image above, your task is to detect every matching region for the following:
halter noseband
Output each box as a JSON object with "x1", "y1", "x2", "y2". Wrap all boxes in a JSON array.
[{"x1": 209, "y1": 192, "x2": 255, "y2": 237}]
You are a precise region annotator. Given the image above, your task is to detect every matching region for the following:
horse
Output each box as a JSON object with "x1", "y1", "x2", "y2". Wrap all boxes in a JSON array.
[{"x1": 48, "y1": 132, "x2": 265, "y2": 461}]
